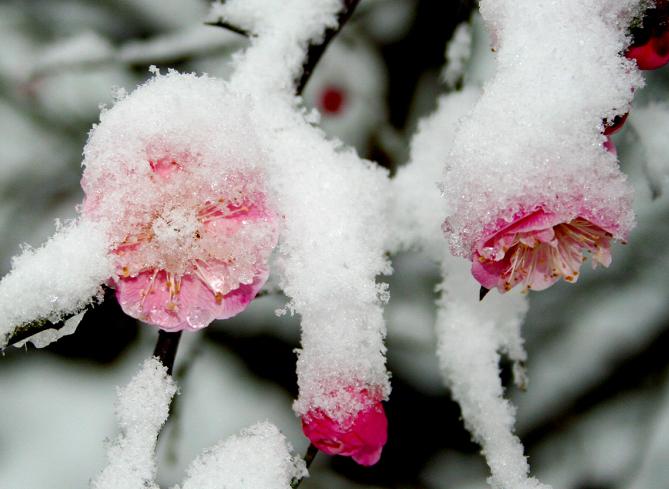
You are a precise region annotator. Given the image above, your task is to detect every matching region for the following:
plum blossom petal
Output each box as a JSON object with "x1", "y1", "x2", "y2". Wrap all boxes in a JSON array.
[{"x1": 472, "y1": 208, "x2": 614, "y2": 293}]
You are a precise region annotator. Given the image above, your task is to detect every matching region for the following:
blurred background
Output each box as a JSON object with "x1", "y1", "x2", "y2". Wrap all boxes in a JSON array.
[{"x1": 1, "y1": 1, "x2": 669, "y2": 488}]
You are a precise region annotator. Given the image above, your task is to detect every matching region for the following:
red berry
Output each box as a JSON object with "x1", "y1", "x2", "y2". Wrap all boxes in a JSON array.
[{"x1": 319, "y1": 86, "x2": 346, "y2": 114}]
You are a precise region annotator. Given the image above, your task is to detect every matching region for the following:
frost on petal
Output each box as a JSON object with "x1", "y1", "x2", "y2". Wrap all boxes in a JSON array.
[
  {"x1": 0, "y1": 219, "x2": 112, "y2": 348},
  {"x1": 81, "y1": 71, "x2": 279, "y2": 331},
  {"x1": 441, "y1": 0, "x2": 642, "y2": 287},
  {"x1": 92, "y1": 358, "x2": 177, "y2": 489},
  {"x1": 178, "y1": 422, "x2": 306, "y2": 489}
]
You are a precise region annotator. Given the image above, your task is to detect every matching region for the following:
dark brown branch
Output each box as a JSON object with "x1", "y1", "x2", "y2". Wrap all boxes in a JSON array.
[
  {"x1": 295, "y1": 0, "x2": 361, "y2": 95},
  {"x1": 153, "y1": 330, "x2": 183, "y2": 376},
  {"x1": 4, "y1": 286, "x2": 113, "y2": 348},
  {"x1": 204, "y1": 20, "x2": 250, "y2": 38},
  {"x1": 290, "y1": 443, "x2": 318, "y2": 488}
]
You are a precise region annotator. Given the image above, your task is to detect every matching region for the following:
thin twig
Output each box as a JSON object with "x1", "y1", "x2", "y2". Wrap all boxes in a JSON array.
[
  {"x1": 204, "y1": 20, "x2": 250, "y2": 37},
  {"x1": 153, "y1": 330, "x2": 183, "y2": 376},
  {"x1": 291, "y1": 443, "x2": 318, "y2": 488},
  {"x1": 4, "y1": 286, "x2": 113, "y2": 348},
  {"x1": 295, "y1": 0, "x2": 361, "y2": 95}
]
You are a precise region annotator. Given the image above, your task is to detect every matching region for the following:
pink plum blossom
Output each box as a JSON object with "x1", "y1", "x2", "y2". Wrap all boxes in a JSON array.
[
  {"x1": 82, "y1": 152, "x2": 279, "y2": 331},
  {"x1": 301, "y1": 389, "x2": 388, "y2": 466},
  {"x1": 471, "y1": 207, "x2": 614, "y2": 293}
]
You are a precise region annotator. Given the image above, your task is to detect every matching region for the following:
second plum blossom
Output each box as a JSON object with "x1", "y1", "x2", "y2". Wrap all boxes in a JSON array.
[{"x1": 442, "y1": 0, "x2": 642, "y2": 294}]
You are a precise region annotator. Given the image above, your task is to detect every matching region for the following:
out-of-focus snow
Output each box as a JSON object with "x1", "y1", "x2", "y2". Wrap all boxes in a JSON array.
[
  {"x1": 92, "y1": 357, "x2": 177, "y2": 489},
  {"x1": 177, "y1": 422, "x2": 306, "y2": 489},
  {"x1": 442, "y1": 22, "x2": 472, "y2": 89},
  {"x1": 630, "y1": 103, "x2": 669, "y2": 194}
]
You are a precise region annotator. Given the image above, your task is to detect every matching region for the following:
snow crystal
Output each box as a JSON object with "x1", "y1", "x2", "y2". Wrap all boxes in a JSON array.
[
  {"x1": 92, "y1": 358, "x2": 177, "y2": 489},
  {"x1": 177, "y1": 422, "x2": 306, "y2": 489},
  {"x1": 442, "y1": 22, "x2": 472, "y2": 89},
  {"x1": 0, "y1": 219, "x2": 112, "y2": 348},
  {"x1": 442, "y1": 0, "x2": 644, "y2": 258}
]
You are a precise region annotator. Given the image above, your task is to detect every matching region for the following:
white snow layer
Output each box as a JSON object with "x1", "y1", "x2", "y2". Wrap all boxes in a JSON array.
[
  {"x1": 177, "y1": 422, "x2": 307, "y2": 489},
  {"x1": 0, "y1": 219, "x2": 112, "y2": 348},
  {"x1": 92, "y1": 358, "x2": 177, "y2": 489},
  {"x1": 214, "y1": 0, "x2": 392, "y2": 417},
  {"x1": 442, "y1": 0, "x2": 643, "y2": 258}
]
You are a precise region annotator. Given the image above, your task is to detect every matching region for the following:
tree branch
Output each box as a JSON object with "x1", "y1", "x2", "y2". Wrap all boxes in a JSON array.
[
  {"x1": 204, "y1": 20, "x2": 250, "y2": 38},
  {"x1": 291, "y1": 443, "x2": 318, "y2": 488},
  {"x1": 4, "y1": 286, "x2": 114, "y2": 348},
  {"x1": 295, "y1": 0, "x2": 361, "y2": 95},
  {"x1": 153, "y1": 330, "x2": 183, "y2": 376}
]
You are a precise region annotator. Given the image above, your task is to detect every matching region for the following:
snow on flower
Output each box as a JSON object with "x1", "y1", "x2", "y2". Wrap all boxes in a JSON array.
[
  {"x1": 442, "y1": 0, "x2": 643, "y2": 294},
  {"x1": 301, "y1": 387, "x2": 387, "y2": 466},
  {"x1": 81, "y1": 70, "x2": 279, "y2": 331}
]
